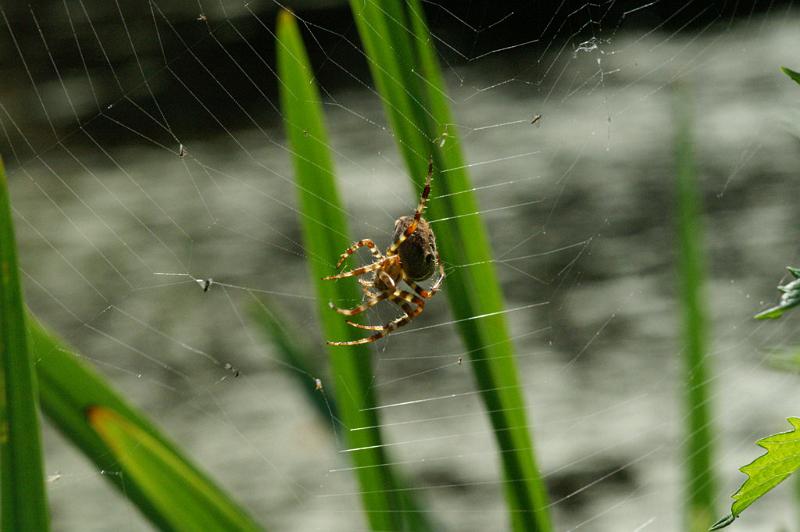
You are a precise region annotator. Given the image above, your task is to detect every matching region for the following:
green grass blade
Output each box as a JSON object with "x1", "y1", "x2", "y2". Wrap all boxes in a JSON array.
[
  {"x1": 782, "y1": 66, "x2": 800, "y2": 86},
  {"x1": 674, "y1": 88, "x2": 716, "y2": 531},
  {"x1": 87, "y1": 406, "x2": 257, "y2": 532},
  {"x1": 28, "y1": 315, "x2": 261, "y2": 531},
  {"x1": 276, "y1": 10, "x2": 415, "y2": 531},
  {"x1": 710, "y1": 418, "x2": 800, "y2": 530},
  {"x1": 346, "y1": 2, "x2": 552, "y2": 531},
  {"x1": 249, "y1": 299, "x2": 436, "y2": 532},
  {"x1": 0, "y1": 158, "x2": 50, "y2": 531}
]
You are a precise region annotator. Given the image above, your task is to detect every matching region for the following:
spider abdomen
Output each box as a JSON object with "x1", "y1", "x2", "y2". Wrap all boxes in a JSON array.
[{"x1": 393, "y1": 215, "x2": 437, "y2": 281}]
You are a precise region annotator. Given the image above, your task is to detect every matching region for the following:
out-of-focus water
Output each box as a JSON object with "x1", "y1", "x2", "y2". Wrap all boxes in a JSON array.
[{"x1": 9, "y1": 9, "x2": 800, "y2": 532}]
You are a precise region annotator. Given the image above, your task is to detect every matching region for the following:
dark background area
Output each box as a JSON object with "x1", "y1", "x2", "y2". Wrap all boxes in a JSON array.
[{"x1": 0, "y1": 0, "x2": 792, "y2": 161}]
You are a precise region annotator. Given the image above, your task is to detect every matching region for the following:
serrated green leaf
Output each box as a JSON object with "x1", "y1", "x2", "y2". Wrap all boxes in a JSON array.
[
  {"x1": 755, "y1": 267, "x2": 800, "y2": 319},
  {"x1": 87, "y1": 406, "x2": 259, "y2": 532},
  {"x1": 0, "y1": 157, "x2": 50, "y2": 531},
  {"x1": 710, "y1": 417, "x2": 800, "y2": 529},
  {"x1": 782, "y1": 66, "x2": 800, "y2": 86}
]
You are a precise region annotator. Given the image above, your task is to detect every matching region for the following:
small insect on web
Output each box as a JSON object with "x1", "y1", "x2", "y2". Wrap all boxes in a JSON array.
[{"x1": 323, "y1": 157, "x2": 445, "y2": 345}]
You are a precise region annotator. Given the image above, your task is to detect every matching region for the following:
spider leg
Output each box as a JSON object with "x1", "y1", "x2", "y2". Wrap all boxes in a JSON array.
[
  {"x1": 345, "y1": 284, "x2": 410, "y2": 329},
  {"x1": 329, "y1": 291, "x2": 390, "y2": 316},
  {"x1": 403, "y1": 253, "x2": 445, "y2": 298},
  {"x1": 328, "y1": 290, "x2": 424, "y2": 345},
  {"x1": 322, "y1": 259, "x2": 386, "y2": 281},
  {"x1": 358, "y1": 278, "x2": 379, "y2": 299},
  {"x1": 430, "y1": 257, "x2": 446, "y2": 291},
  {"x1": 387, "y1": 156, "x2": 433, "y2": 255},
  {"x1": 345, "y1": 321, "x2": 385, "y2": 331},
  {"x1": 335, "y1": 239, "x2": 383, "y2": 268}
]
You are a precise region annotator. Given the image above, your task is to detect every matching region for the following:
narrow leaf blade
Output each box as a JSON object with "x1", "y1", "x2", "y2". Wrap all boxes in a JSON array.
[
  {"x1": 0, "y1": 156, "x2": 50, "y2": 532},
  {"x1": 674, "y1": 88, "x2": 717, "y2": 530},
  {"x1": 276, "y1": 10, "x2": 413, "y2": 531},
  {"x1": 87, "y1": 406, "x2": 258, "y2": 532},
  {"x1": 249, "y1": 298, "x2": 436, "y2": 532}
]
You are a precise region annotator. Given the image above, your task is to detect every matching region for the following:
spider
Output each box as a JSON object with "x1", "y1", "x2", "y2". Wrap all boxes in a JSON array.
[{"x1": 323, "y1": 158, "x2": 445, "y2": 346}]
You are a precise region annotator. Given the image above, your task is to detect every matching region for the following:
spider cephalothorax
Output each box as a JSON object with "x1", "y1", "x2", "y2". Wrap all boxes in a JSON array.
[{"x1": 322, "y1": 158, "x2": 445, "y2": 345}]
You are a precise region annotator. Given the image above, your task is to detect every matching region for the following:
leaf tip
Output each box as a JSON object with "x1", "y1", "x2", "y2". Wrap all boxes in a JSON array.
[
  {"x1": 782, "y1": 66, "x2": 800, "y2": 86},
  {"x1": 277, "y1": 8, "x2": 295, "y2": 27}
]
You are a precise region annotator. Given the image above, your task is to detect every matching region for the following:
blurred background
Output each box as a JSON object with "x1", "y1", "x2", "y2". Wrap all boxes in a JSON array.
[{"x1": 2, "y1": 0, "x2": 800, "y2": 530}]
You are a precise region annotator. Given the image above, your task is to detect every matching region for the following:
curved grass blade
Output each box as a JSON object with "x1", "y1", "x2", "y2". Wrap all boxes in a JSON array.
[
  {"x1": 87, "y1": 406, "x2": 258, "y2": 532},
  {"x1": 28, "y1": 315, "x2": 261, "y2": 531},
  {"x1": 710, "y1": 418, "x2": 800, "y2": 530},
  {"x1": 674, "y1": 88, "x2": 716, "y2": 531},
  {"x1": 0, "y1": 157, "x2": 50, "y2": 531},
  {"x1": 276, "y1": 10, "x2": 425, "y2": 531},
  {"x1": 346, "y1": 2, "x2": 552, "y2": 530}
]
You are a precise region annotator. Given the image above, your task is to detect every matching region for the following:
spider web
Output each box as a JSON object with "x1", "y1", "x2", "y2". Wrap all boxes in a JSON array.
[{"x1": 3, "y1": 0, "x2": 800, "y2": 530}]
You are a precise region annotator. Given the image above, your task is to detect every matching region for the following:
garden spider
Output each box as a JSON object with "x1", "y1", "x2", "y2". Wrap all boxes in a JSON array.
[{"x1": 323, "y1": 158, "x2": 445, "y2": 346}]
